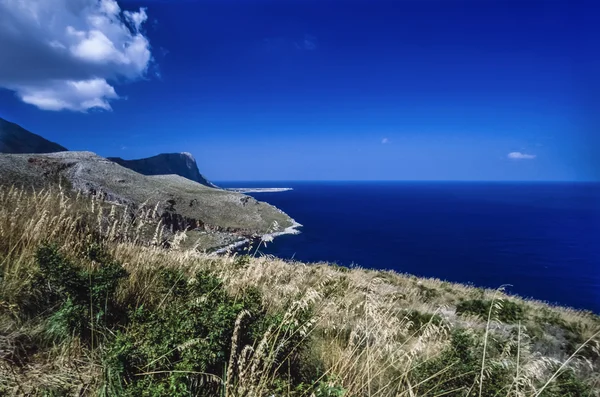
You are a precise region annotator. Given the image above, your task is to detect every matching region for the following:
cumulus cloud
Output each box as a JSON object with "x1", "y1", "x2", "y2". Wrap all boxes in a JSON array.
[
  {"x1": 0, "y1": 0, "x2": 153, "y2": 112},
  {"x1": 381, "y1": 138, "x2": 389, "y2": 144},
  {"x1": 508, "y1": 152, "x2": 536, "y2": 160}
]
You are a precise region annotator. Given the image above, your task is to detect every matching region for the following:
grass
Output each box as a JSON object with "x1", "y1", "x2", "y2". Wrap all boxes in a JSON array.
[{"x1": 0, "y1": 185, "x2": 599, "y2": 396}]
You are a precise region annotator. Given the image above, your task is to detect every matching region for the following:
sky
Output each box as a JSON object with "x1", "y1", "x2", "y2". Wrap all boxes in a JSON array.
[{"x1": 0, "y1": 0, "x2": 598, "y2": 181}]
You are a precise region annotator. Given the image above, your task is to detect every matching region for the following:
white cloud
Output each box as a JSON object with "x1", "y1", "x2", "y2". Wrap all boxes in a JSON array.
[
  {"x1": 508, "y1": 151, "x2": 536, "y2": 160},
  {"x1": 0, "y1": 0, "x2": 153, "y2": 112},
  {"x1": 18, "y1": 79, "x2": 118, "y2": 111},
  {"x1": 381, "y1": 138, "x2": 389, "y2": 144},
  {"x1": 296, "y1": 34, "x2": 317, "y2": 51},
  {"x1": 124, "y1": 8, "x2": 148, "y2": 32}
]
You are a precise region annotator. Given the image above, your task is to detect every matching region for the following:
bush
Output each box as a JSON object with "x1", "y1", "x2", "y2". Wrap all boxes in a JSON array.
[
  {"x1": 538, "y1": 369, "x2": 594, "y2": 397},
  {"x1": 405, "y1": 309, "x2": 443, "y2": 332},
  {"x1": 103, "y1": 268, "x2": 317, "y2": 396},
  {"x1": 410, "y1": 328, "x2": 511, "y2": 396},
  {"x1": 25, "y1": 244, "x2": 321, "y2": 395},
  {"x1": 102, "y1": 269, "x2": 255, "y2": 395},
  {"x1": 35, "y1": 244, "x2": 127, "y2": 342},
  {"x1": 416, "y1": 283, "x2": 440, "y2": 302},
  {"x1": 456, "y1": 298, "x2": 525, "y2": 323}
]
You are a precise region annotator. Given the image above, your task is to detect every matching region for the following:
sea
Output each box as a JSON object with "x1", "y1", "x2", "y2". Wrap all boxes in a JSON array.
[{"x1": 217, "y1": 181, "x2": 600, "y2": 313}]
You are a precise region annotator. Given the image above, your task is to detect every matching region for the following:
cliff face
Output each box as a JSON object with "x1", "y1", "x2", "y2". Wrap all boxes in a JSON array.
[
  {"x1": 0, "y1": 117, "x2": 67, "y2": 154},
  {"x1": 108, "y1": 153, "x2": 215, "y2": 187},
  {"x1": 0, "y1": 117, "x2": 214, "y2": 187}
]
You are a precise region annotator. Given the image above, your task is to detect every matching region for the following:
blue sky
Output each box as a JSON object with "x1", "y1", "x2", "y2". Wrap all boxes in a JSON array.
[{"x1": 0, "y1": 0, "x2": 598, "y2": 181}]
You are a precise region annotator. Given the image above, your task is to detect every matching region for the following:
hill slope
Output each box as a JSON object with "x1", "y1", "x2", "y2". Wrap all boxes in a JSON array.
[
  {"x1": 0, "y1": 151, "x2": 295, "y2": 250},
  {"x1": 0, "y1": 186, "x2": 598, "y2": 396},
  {"x1": 0, "y1": 117, "x2": 67, "y2": 154},
  {"x1": 109, "y1": 152, "x2": 216, "y2": 187}
]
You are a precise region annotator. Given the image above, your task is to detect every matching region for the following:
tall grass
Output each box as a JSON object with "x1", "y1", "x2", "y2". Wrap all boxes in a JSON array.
[{"x1": 0, "y1": 185, "x2": 598, "y2": 396}]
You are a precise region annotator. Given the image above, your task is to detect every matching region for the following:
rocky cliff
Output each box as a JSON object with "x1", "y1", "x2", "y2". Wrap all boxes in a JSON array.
[
  {"x1": 109, "y1": 153, "x2": 215, "y2": 187},
  {"x1": 0, "y1": 117, "x2": 67, "y2": 154},
  {"x1": 0, "y1": 151, "x2": 296, "y2": 250}
]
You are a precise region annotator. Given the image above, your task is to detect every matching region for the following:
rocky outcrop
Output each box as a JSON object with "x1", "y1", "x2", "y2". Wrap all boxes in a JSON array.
[
  {"x1": 108, "y1": 153, "x2": 216, "y2": 187},
  {"x1": 0, "y1": 117, "x2": 216, "y2": 187},
  {"x1": 0, "y1": 117, "x2": 67, "y2": 154},
  {"x1": 0, "y1": 151, "x2": 295, "y2": 240}
]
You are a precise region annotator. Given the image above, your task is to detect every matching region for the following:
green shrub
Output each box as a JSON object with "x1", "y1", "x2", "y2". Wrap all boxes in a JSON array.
[
  {"x1": 314, "y1": 380, "x2": 346, "y2": 397},
  {"x1": 456, "y1": 298, "x2": 525, "y2": 323},
  {"x1": 103, "y1": 268, "x2": 317, "y2": 396},
  {"x1": 405, "y1": 310, "x2": 443, "y2": 332},
  {"x1": 416, "y1": 284, "x2": 440, "y2": 302},
  {"x1": 410, "y1": 328, "x2": 511, "y2": 396},
  {"x1": 103, "y1": 270, "x2": 253, "y2": 395},
  {"x1": 329, "y1": 263, "x2": 350, "y2": 273},
  {"x1": 232, "y1": 254, "x2": 251, "y2": 269},
  {"x1": 35, "y1": 244, "x2": 127, "y2": 342},
  {"x1": 538, "y1": 368, "x2": 594, "y2": 397}
]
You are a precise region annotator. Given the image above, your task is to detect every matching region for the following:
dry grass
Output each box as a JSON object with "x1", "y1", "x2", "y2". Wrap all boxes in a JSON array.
[{"x1": 0, "y1": 185, "x2": 599, "y2": 396}]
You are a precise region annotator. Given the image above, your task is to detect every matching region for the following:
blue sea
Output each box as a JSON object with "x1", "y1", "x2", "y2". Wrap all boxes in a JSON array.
[{"x1": 218, "y1": 181, "x2": 600, "y2": 313}]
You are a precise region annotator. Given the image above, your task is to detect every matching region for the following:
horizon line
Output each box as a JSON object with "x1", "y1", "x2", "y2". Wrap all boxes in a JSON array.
[{"x1": 212, "y1": 179, "x2": 599, "y2": 183}]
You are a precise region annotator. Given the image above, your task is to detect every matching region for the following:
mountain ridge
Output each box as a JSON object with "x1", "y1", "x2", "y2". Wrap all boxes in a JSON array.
[
  {"x1": 108, "y1": 152, "x2": 216, "y2": 187},
  {"x1": 0, "y1": 117, "x2": 67, "y2": 154},
  {"x1": 0, "y1": 117, "x2": 216, "y2": 187}
]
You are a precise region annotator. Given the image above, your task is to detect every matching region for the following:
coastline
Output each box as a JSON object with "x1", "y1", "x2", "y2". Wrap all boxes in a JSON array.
[
  {"x1": 264, "y1": 219, "x2": 303, "y2": 239},
  {"x1": 225, "y1": 187, "x2": 293, "y2": 193},
  {"x1": 211, "y1": 219, "x2": 302, "y2": 255}
]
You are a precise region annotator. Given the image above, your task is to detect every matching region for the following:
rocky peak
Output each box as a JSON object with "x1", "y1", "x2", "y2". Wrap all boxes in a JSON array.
[{"x1": 108, "y1": 152, "x2": 215, "y2": 187}]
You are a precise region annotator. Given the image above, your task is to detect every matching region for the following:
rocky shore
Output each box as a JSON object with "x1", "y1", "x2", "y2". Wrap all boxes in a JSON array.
[
  {"x1": 224, "y1": 187, "x2": 293, "y2": 193},
  {"x1": 212, "y1": 219, "x2": 302, "y2": 255}
]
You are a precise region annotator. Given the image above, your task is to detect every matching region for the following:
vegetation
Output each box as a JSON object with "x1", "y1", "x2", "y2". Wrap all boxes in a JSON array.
[{"x1": 0, "y1": 186, "x2": 599, "y2": 396}]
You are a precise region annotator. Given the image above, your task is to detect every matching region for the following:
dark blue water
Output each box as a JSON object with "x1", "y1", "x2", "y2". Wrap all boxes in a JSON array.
[{"x1": 217, "y1": 181, "x2": 600, "y2": 313}]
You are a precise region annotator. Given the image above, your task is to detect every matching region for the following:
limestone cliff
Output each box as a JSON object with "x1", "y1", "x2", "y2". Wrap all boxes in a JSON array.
[{"x1": 108, "y1": 153, "x2": 216, "y2": 187}]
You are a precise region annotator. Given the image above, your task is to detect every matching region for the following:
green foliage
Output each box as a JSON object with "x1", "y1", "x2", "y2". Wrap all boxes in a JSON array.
[
  {"x1": 35, "y1": 244, "x2": 127, "y2": 342},
  {"x1": 329, "y1": 263, "x2": 350, "y2": 273},
  {"x1": 103, "y1": 268, "x2": 311, "y2": 396},
  {"x1": 440, "y1": 281, "x2": 452, "y2": 292},
  {"x1": 405, "y1": 310, "x2": 443, "y2": 332},
  {"x1": 238, "y1": 290, "x2": 319, "y2": 388},
  {"x1": 456, "y1": 298, "x2": 525, "y2": 323},
  {"x1": 232, "y1": 254, "x2": 251, "y2": 269},
  {"x1": 410, "y1": 327, "x2": 594, "y2": 397},
  {"x1": 3, "y1": 242, "x2": 594, "y2": 396},
  {"x1": 35, "y1": 244, "x2": 85, "y2": 303},
  {"x1": 314, "y1": 380, "x2": 346, "y2": 397},
  {"x1": 27, "y1": 244, "x2": 320, "y2": 395},
  {"x1": 416, "y1": 283, "x2": 440, "y2": 302},
  {"x1": 46, "y1": 296, "x2": 88, "y2": 339},
  {"x1": 538, "y1": 369, "x2": 594, "y2": 397},
  {"x1": 410, "y1": 328, "x2": 511, "y2": 396},
  {"x1": 321, "y1": 276, "x2": 350, "y2": 299}
]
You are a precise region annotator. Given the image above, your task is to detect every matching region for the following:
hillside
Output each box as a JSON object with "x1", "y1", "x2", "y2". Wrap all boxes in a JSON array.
[
  {"x1": 0, "y1": 117, "x2": 215, "y2": 187},
  {"x1": 109, "y1": 152, "x2": 216, "y2": 187},
  {"x1": 0, "y1": 151, "x2": 295, "y2": 251},
  {"x1": 0, "y1": 186, "x2": 598, "y2": 396},
  {"x1": 0, "y1": 117, "x2": 67, "y2": 154}
]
